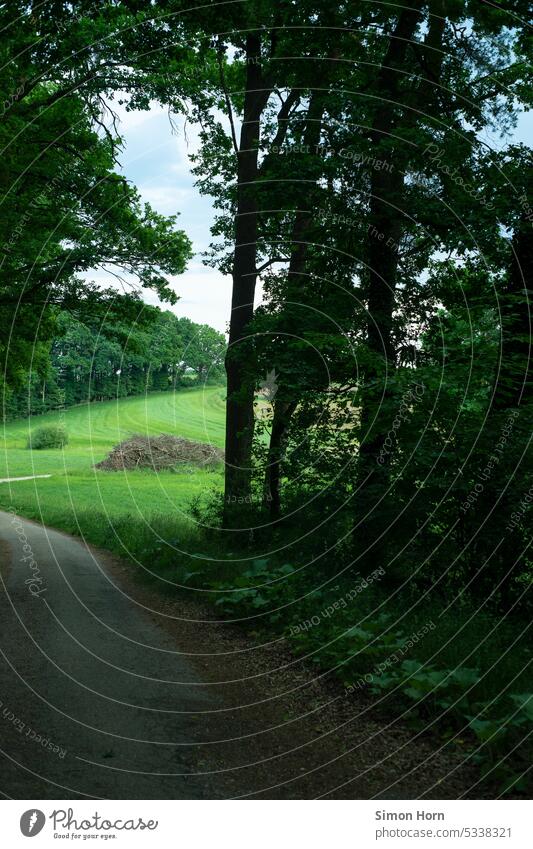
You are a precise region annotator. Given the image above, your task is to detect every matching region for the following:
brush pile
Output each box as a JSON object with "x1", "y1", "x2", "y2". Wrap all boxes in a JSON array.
[{"x1": 95, "y1": 434, "x2": 224, "y2": 472}]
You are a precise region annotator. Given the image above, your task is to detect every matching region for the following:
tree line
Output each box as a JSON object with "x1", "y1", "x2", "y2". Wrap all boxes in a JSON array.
[{"x1": 3, "y1": 309, "x2": 226, "y2": 420}]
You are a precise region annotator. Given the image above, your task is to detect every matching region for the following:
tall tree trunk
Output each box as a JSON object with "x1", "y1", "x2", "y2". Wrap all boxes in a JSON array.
[
  {"x1": 472, "y1": 217, "x2": 532, "y2": 608},
  {"x1": 224, "y1": 35, "x2": 271, "y2": 523},
  {"x1": 492, "y1": 219, "x2": 533, "y2": 411},
  {"x1": 356, "y1": 5, "x2": 423, "y2": 489},
  {"x1": 264, "y1": 399, "x2": 297, "y2": 517},
  {"x1": 261, "y1": 90, "x2": 327, "y2": 516},
  {"x1": 355, "y1": 3, "x2": 446, "y2": 558},
  {"x1": 260, "y1": 211, "x2": 311, "y2": 518}
]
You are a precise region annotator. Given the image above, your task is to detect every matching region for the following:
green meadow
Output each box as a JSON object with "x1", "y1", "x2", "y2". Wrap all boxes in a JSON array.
[{"x1": 0, "y1": 387, "x2": 226, "y2": 531}]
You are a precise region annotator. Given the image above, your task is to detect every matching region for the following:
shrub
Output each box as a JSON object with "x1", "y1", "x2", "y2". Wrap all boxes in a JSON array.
[{"x1": 27, "y1": 425, "x2": 69, "y2": 450}]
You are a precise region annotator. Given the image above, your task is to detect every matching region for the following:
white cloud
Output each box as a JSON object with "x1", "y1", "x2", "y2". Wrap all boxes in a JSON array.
[
  {"x1": 137, "y1": 183, "x2": 192, "y2": 214},
  {"x1": 142, "y1": 267, "x2": 232, "y2": 333},
  {"x1": 107, "y1": 94, "x2": 167, "y2": 132},
  {"x1": 87, "y1": 101, "x2": 263, "y2": 334}
]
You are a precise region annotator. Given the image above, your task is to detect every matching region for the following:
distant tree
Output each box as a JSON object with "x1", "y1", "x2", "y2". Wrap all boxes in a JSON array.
[
  {"x1": 179, "y1": 321, "x2": 226, "y2": 384},
  {"x1": 0, "y1": 3, "x2": 192, "y2": 404},
  {"x1": 4, "y1": 308, "x2": 226, "y2": 419}
]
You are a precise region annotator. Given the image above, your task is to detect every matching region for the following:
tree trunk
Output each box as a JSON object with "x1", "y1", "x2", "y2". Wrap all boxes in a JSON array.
[
  {"x1": 356, "y1": 5, "x2": 423, "y2": 489},
  {"x1": 357, "y1": 165, "x2": 405, "y2": 473},
  {"x1": 357, "y1": 2, "x2": 445, "y2": 477},
  {"x1": 223, "y1": 35, "x2": 271, "y2": 523},
  {"x1": 492, "y1": 219, "x2": 533, "y2": 411},
  {"x1": 261, "y1": 90, "x2": 327, "y2": 516},
  {"x1": 355, "y1": 3, "x2": 446, "y2": 559},
  {"x1": 472, "y1": 217, "x2": 532, "y2": 608},
  {"x1": 264, "y1": 399, "x2": 297, "y2": 518}
]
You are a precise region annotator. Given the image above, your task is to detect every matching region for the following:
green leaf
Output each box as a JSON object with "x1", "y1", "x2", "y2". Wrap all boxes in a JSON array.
[{"x1": 509, "y1": 693, "x2": 533, "y2": 722}]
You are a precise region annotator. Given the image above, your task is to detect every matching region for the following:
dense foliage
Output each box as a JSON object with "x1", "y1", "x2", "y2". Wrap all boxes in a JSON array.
[
  {"x1": 0, "y1": 0, "x2": 192, "y2": 399},
  {"x1": 1, "y1": 0, "x2": 531, "y2": 797},
  {"x1": 4, "y1": 308, "x2": 225, "y2": 419},
  {"x1": 109, "y1": 0, "x2": 530, "y2": 614}
]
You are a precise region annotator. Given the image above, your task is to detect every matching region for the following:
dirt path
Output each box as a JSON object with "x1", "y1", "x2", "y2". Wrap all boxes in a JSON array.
[{"x1": 0, "y1": 510, "x2": 480, "y2": 799}]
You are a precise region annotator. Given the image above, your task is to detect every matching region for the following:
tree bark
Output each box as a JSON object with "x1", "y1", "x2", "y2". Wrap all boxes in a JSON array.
[
  {"x1": 224, "y1": 34, "x2": 271, "y2": 523},
  {"x1": 356, "y1": 5, "x2": 423, "y2": 485},
  {"x1": 471, "y1": 217, "x2": 532, "y2": 608},
  {"x1": 355, "y1": 3, "x2": 446, "y2": 558},
  {"x1": 264, "y1": 399, "x2": 297, "y2": 517},
  {"x1": 261, "y1": 90, "x2": 327, "y2": 516},
  {"x1": 492, "y1": 218, "x2": 533, "y2": 411}
]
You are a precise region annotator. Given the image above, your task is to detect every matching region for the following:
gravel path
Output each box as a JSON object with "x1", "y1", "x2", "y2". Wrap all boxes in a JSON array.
[
  {"x1": 0, "y1": 510, "x2": 212, "y2": 799},
  {"x1": 0, "y1": 510, "x2": 481, "y2": 799}
]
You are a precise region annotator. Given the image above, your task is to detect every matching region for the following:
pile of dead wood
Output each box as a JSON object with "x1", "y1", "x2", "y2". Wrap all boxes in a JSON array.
[{"x1": 95, "y1": 434, "x2": 224, "y2": 471}]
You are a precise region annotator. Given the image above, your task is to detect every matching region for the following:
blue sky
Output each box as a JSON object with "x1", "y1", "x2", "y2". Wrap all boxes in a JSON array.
[
  {"x1": 108, "y1": 98, "x2": 532, "y2": 334},
  {"x1": 108, "y1": 98, "x2": 231, "y2": 332}
]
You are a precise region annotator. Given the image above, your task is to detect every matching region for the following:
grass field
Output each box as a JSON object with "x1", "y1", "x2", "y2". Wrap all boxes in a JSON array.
[{"x1": 0, "y1": 387, "x2": 226, "y2": 530}]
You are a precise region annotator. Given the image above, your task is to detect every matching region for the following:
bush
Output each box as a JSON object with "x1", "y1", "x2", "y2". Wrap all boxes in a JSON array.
[{"x1": 27, "y1": 425, "x2": 69, "y2": 450}]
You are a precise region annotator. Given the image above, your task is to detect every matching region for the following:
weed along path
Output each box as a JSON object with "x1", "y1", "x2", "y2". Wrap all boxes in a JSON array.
[{"x1": 0, "y1": 510, "x2": 479, "y2": 800}]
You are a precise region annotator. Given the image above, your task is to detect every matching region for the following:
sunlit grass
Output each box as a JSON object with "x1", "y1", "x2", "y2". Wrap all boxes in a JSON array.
[{"x1": 0, "y1": 386, "x2": 226, "y2": 524}]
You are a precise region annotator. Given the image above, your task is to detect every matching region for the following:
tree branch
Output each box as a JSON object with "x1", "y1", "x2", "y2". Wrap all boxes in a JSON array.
[
  {"x1": 256, "y1": 256, "x2": 287, "y2": 273},
  {"x1": 259, "y1": 89, "x2": 301, "y2": 173},
  {"x1": 216, "y1": 41, "x2": 239, "y2": 155}
]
